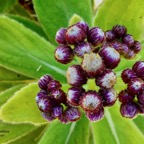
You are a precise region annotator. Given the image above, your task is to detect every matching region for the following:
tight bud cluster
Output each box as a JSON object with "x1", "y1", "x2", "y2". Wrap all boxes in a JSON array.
[
  {"x1": 36, "y1": 74, "x2": 81, "y2": 123},
  {"x1": 36, "y1": 21, "x2": 142, "y2": 123},
  {"x1": 119, "y1": 61, "x2": 144, "y2": 118}
]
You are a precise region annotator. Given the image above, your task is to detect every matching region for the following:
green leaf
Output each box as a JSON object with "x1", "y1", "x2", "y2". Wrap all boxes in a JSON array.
[
  {"x1": 0, "y1": 16, "x2": 69, "y2": 82},
  {"x1": 39, "y1": 115, "x2": 89, "y2": 144},
  {"x1": 7, "y1": 14, "x2": 48, "y2": 40},
  {"x1": 68, "y1": 14, "x2": 83, "y2": 26},
  {"x1": 0, "y1": 84, "x2": 25, "y2": 107},
  {"x1": 0, "y1": 0, "x2": 17, "y2": 13},
  {"x1": 33, "y1": 0, "x2": 93, "y2": 44},
  {"x1": 0, "y1": 120, "x2": 37, "y2": 144},
  {"x1": 0, "y1": 83, "x2": 47, "y2": 124},
  {"x1": 94, "y1": 0, "x2": 144, "y2": 40},
  {"x1": 91, "y1": 103, "x2": 144, "y2": 144},
  {"x1": 7, "y1": 125, "x2": 47, "y2": 144}
]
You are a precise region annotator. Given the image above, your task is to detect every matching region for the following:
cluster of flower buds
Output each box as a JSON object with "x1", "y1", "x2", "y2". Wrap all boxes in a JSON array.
[
  {"x1": 36, "y1": 21, "x2": 142, "y2": 123},
  {"x1": 36, "y1": 74, "x2": 81, "y2": 123},
  {"x1": 119, "y1": 61, "x2": 144, "y2": 118}
]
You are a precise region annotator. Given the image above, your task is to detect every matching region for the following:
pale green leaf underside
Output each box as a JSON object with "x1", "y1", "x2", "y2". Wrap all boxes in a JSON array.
[
  {"x1": 0, "y1": 83, "x2": 46, "y2": 124},
  {"x1": 0, "y1": 16, "x2": 68, "y2": 82},
  {"x1": 33, "y1": 0, "x2": 93, "y2": 44}
]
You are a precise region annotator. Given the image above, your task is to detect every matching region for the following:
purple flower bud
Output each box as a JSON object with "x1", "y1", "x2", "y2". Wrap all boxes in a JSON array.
[
  {"x1": 58, "y1": 111, "x2": 70, "y2": 124},
  {"x1": 124, "y1": 49, "x2": 136, "y2": 59},
  {"x1": 66, "y1": 107, "x2": 81, "y2": 121},
  {"x1": 74, "y1": 42, "x2": 92, "y2": 57},
  {"x1": 86, "y1": 107, "x2": 104, "y2": 122},
  {"x1": 118, "y1": 90, "x2": 134, "y2": 103},
  {"x1": 36, "y1": 90, "x2": 49, "y2": 103},
  {"x1": 88, "y1": 27, "x2": 105, "y2": 47},
  {"x1": 121, "y1": 68, "x2": 137, "y2": 84},
  {"x1": 120, "y1": 102, "x2": 138, "y2": 118},
  {"x1": 120, "y1": 44, "x2": 129, "y2": 56},
  {"x1": 38, "y1": 74, "x2": 53, "y2": 90},
  {"x1": 80, "y1": 90, "x2": 102, "y2": 112},
  {"x1": 55, "y1": 28, "x2": 67, "y2": 44},
  {"x1": 138, "y1": 103, "x2": 144, "y2": 114},
  {"x1": 47, "y1": 80, "x2": 62, "y2": 92},
  {"x1": 67, "y1": 87, "x2": 85, "y2": 106},
  {"x1": 112, "y1": 25, "x2": 127, "y2": 38},
  {"x1": 122, "y1": 34, "x2": 134, "y2": 47},
  {"x1": 128, "y1": 78, "x2": 143, "y2": 95},
  {"x1": 66, "y1": 65, "x2": 87, "y2": 86},
  {"x1": 105, "y1": 30, "x2": 116, "y2": 41},
  {"x1": 42, "y1": 111, "x2": 56, "y2": 121},
  {"x1": 37, "y1": 97, "x2": 56, "y2": 112},
  {"x1": 108, "y1": 41, "x2": 122, "y2": 52},
  {"x1": 99, "y1": 88, "x2": 117, "y2": 106},
  {"x1": 99, "y1": 46, "x2": 120, "y2": 69},
  {"x1": 81, "y1": 52, "x2": 104, "y2": 78},
  {"x1": 55, "y1": 45, "x2": 74, "y2": 64},
  {"x1": 131, "y1": 41, "x2": 141, "y2": 53},
  {"x1": 76, "y1": 21, "x2": 89, "y2": 33},
  {"x1": 53, "y1": 105, "x2": 63, "y2": 117},
  {"x1": 96, "y1": 69, "x2": 117, "y2": 89},
  {"x1": 137, "y1": 91, "x2": 144, "y2": 105},
  {"x1": 132, "y1": 61, "x2": 144, "y2": 80},
  {"x1": 66, "y1": 24, "x2": 86, "y2": 45}
]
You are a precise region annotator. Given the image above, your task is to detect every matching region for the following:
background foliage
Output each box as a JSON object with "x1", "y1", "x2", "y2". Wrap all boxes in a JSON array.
[{"x1": 0, "y1": 0, "x2": 144, "y2": 143}]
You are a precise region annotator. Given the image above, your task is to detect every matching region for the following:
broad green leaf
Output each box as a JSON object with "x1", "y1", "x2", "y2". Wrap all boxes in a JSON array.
[
  {"x1": 0, "y1": 66, "x2": 33, "y2": 92},
  {"x1": 0, "y1": 0, "x2": 17, "y2": 13},
  {"x1": 94, "y1": 0, "x2": 144, "y2": 40},
  {"x1": 0, "y1": 16, "x2": 69, "y2": 82},
  {"x1": 92, "y1": 103, "x2": 144, "y2": 144},
  {"x1": 0, "y1": 84, "x2": 25, "y2": 107},
  {"x1": 39, "y1": 115, "x2": 90, "y2": 144},
  {"x1": 0, "y1": 120, "x2": 37, "y2": 144},
  {"x1": 68, "y1": 14, "x2": 83, "y2": 26},
  {"x1": 0, "y1": 83, "x2": 47, "y2": 124},
  {"x1": 7, "y1": 14, "x2": 48, "y2": 40},
  {"x1": 8, "y1": 125, "x2": 47, "y2": 144},
  {"x1": 33, "y1": 0, "x2": 93, "y2": 44}
]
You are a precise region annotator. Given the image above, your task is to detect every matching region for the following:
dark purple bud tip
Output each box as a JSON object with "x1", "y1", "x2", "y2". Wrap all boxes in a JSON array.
[
  {"x1": 122, "y1": 34, "x2": 134, "y2": 47},
  {"x1": 124, "y1": 49, "x2": 136, "y2": 59},
  {"x1": 105, "y1": 30, "x2": 116, "y2": 41},
  {"x1": 55, "y1": 28, "x2": 67, "y2": 44},
  {"x1": 42, "y1": 112, "x2": 56, "y2": 121},
  {"x1": 112, "y1": 25, "x2": 127, "y2": 38},
  {"x1": 131, "y1": 41, "x2": 141, "y2": 53},
  {"x1": 82, "y1": 52, "x2": 104, "y2": 78},
  {"x1": 120, "y1": 44, "x2": 129, "y2": 56},
  {"x1": 88, "y1": 27, "x2": 105, "y2": 47},
  {"x1": 67, "y1": 87, "x2": 85, "y2": 106},
  {"x1": 108, "y1": 41, "x2": 122, "y2": 53},
  {"x1": 38, "y1": 74, "x2": 53, "y2": 90},
  {"x1": 118, "y1": 89, "x2": 134, "y2": 103},
  {"x1": 53, "y1": 105, "x2": 63, "y2": 117},
  {"x1": 51, "y1": 89, "x2": 66, "y2": 103},
  {"x1": 76, "y1": 21, "x2": 89, "y2": 34},
  {"x1": 137, "y1": 91, "x2": 144, "y2": 105},
  {"x1": 66, "y1": 24, "x2": 86, "y2": 45},
  {"x1": 47, "y1": 80, "x2": 62, "y2": 92},
  {"x1": 132, "y1": 61, "x2": 144, "y2": 80},
  {"x1": 36, "y1": 90, "x2": 49, "y2": 103},
  {"x1": 74, "y1": 42, "x2": 92, "y2": 57},
  {"x1": 99, "y1": 46, "x2": 120, "y2": 69},
  {"x1": 96, "y1": 69, "x2": 117, "y2": 89},
  {"x1": 99, "y1": 88, "x2": 117, "y2": 107},
  {"x1": 55, "y1": 45, "x2": 74, "y2": 64},
  {"x1": 86, "y1": 107, "x2": 104, "y2": 122},
  {"x1": 121, "y1": 68, "x2": 137, "y2": 84},
  {"x1": 120, "y1": 102, "x2": 138, "y2": 118},
  {"x1": 128, "y1": 78, "x2": 143, "y2": 95},
  {"x1": 37, "y1": 97, "x2": 56, "y2": 112},
  {"x1": 80, "y1": 90, "x2": 102, "y2": 112},
  {"x1": 58, "y1": 111, "x2": 70, "y2": 124},
  {"x1": 138, "y1": 103, "x2": 144, "y2": 114},
  {"x1": 66, "y1": 65, "x2": 87, "y2": 86},
  {"x1": 66, "y1": 107, "x2": 81, "y2": 122}
]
